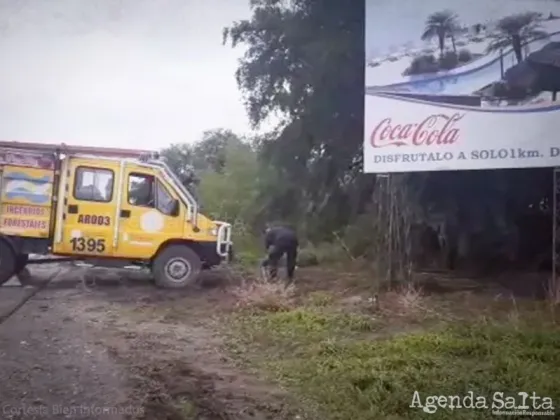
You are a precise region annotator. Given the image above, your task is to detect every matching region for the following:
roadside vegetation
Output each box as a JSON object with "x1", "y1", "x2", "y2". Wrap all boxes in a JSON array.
[
  {"x1": 222, "y1": 270, "x2": 560, "y2": 420},
  {"x1": 144, "y1": 1, "x2": 560, "y2": 418}
]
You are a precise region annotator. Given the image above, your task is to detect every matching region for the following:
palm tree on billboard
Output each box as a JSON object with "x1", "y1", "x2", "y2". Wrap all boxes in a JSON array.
[
  {"x1": 486, "y1": 12, "x2": 549, "y2": 63},
  {"x1": 421, "y1": 10, "x2": 460, "y2": 58}
]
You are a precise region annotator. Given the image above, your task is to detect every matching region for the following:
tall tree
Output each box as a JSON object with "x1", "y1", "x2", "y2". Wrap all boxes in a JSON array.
[
  {"x1": 421, "y1": 10, "x2": 460, "y2": 57},
  {"x1": 224, "y1": 0, "x2": 553, "y2": 269},
  {"x1": 193, "y1": 129, "x2": 244, "y2": 174},
  {"x1": 161, "y1": 143, "x2": 198, "y2": 191},
  {"x1": 224, "y1": 0, "x2": 365, "y2": 239},
  {"x1": 161, "y1": 128, "x2": 246, "y2": 196},
  {"x1": 486, "y1": 12, "x2": 548, "y2": 63}
]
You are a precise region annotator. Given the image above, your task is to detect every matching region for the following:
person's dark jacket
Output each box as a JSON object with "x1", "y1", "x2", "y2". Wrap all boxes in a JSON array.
[{"x1": 264, "y1": 226, "x2": 299, "y2": 250}]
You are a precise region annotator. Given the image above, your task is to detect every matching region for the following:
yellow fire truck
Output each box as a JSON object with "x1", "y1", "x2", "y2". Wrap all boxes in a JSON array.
[{"x1": 0, "y1": 141, "x2": 232, "y2": 288}]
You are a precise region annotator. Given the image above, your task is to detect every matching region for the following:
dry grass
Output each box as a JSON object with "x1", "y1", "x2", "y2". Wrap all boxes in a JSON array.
[
  {"x1": 335, "y1": 283, "x2": 426, "y2": 320},
  {"x1": 230, "y1": 278, "x2": 296, "y2": 312},
  {"x1": 381, "y1": 283, "x2": 424, "y2": 316},
  {"x1": 547, "y1": 275, "x2": 560, "y2": 306}
]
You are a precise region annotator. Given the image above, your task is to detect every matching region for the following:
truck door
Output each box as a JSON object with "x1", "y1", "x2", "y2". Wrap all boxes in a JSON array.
[
  {"x1": 53, "y1": 157, "x2": 119, "y2": 257},
  {"x1": 113, "y1": 164, "x2": 184, "y2": 260}
]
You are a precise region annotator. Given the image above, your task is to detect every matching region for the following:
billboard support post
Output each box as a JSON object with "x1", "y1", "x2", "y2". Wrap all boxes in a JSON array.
[
  {"x1": 374, "y1": 173, "x2": 412, "y2": 287},
  {"x1": 365, "y1": 0, "x2": 560, "y2": 298},
  {"x1": 387, "y1": 174, "x2": 395, "y2": 285},
  {"x1": 374, "y1": 174, "x2": 394, "y2": 285},
  {"x1": 552, "y1": 168, "x2": 560, "y2": 302}
]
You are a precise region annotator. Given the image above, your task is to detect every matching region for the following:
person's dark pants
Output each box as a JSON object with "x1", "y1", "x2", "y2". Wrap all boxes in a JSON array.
[{"x1": 261, "y1": 244, "x2": 297, "y2": 282}]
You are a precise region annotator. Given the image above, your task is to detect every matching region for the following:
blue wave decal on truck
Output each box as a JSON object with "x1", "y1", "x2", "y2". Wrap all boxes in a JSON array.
[
  {"x1": 3, "y1": 172, "x2": 52, "y2": 183},
  {"x1": 3, "y1": 179, "x2": 52, "y2": 204},
  {"x1": 4, "y1": 189, "x2": 50, "y2": 204}
]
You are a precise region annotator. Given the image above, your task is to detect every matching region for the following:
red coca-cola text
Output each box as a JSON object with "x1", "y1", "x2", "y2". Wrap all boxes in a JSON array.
[{"x1": 370, "y1": 113, "x2": 464, "y2": 148}]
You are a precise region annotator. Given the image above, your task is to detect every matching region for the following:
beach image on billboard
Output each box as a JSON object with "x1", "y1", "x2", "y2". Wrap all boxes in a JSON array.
[{"x1": 364, "y1": 0, "x2": 560, "y2": 173}]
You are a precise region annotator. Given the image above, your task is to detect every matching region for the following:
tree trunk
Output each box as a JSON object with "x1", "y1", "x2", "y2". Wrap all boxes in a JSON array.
[
  {"x1": 512, "y1": 35, "x2": 523, "y2": 63},
  {"x1": 438, "y1": 32, "x2": 445, "y2": 58},
  {"x1": 451, "y1": 34, "x2": 457, "y2": 53}
]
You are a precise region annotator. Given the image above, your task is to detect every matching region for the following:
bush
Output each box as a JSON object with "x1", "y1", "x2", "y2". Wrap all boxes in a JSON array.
[
  {"x1": 297, "y1": 248, "x2": 320, "y2": 267},
  {"x1": 301, "y1": 242, "x2": 353, "y2": 265},
  {"x1": 403, "y1": 54, "x2": 438, "y2": 75},
  {"x1": 489, "y1": 81, "x2": 532, "y2": 101},
  {"x1": 234, "y1": 250, "x2": 262, "y2": 267},
  {"x1": 342, "y1": 213, "x2": 377, "y2": 258},
  {"x1": 457, "y1": 48, "x2": 473, "y2": 63},
  {"x1": 490, "y1": 81, "x2": 509, "y2": 98},
  {"x1": 438, "y1": 51, "x2": 459, "y2": 70}
]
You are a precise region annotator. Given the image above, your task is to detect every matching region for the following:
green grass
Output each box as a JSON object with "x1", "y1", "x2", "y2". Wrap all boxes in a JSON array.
[
  {"x1": 227, "y1": 306, "x2": 560, "y2": 420},
  {"x1": 173, "y1": 398, "x2": 197, "y2": 419}
]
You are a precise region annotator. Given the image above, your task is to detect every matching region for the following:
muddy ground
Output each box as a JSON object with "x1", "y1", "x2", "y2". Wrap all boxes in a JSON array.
[
  {"x1": 0, "y1": 266, "x2": 295, "y2": 420},
  {"x1": 0, "y1": 263, "x2": 552, "y2": 420}
]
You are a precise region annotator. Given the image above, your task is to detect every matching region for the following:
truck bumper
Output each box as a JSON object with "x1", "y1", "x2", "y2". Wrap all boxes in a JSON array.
[{"x1": 197, "y1": 241, "x2": 234, "y2": 267}]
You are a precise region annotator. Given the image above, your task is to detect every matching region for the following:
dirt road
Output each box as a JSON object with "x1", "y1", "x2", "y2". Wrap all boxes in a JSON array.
[{"x1": 0, "y1": 267, "x2": 294, "y2": 420}]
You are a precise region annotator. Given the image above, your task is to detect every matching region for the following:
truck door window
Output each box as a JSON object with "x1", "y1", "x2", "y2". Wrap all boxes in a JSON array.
[
  {"x1": 74, "y1": 167, "x2": 114, "y2": 202},
  {"x1": 155, "y1": 180, "x2": 175, "y2": 216},
  {"x1": 128, "y1": 173, "x2": 176, "y2": 216},
  {"x1": 128, "y1": 174, "x2": 154, "y2": 207}
]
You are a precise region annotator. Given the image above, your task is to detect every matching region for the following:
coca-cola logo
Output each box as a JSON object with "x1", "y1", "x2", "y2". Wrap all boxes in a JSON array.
[{"x1": 370, "y1": 113, "x2": 464, "y2": 148}]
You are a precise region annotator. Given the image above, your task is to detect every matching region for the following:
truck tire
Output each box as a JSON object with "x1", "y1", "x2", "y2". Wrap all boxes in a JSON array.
[
  {"x1": 15, "y1": 254, "x2": 29, "y2": 273},
  {"x1": 17, "y1": 267, "x2": 39, "y2": 287},
  {"x1": 152, "y1": 245, "x2": 202, "y2": 289},
  {"x1": 0, "y1": 240, "x2": 16, "y2": 286},
  {"x1": 14, "y1": 254, "x2": 38, "y2": 287}
]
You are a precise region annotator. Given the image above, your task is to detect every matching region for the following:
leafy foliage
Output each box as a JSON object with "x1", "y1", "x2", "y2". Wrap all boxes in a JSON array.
[
  {"x1": 438, "y1": 50, "x2": 459, "y2": 69},
  {"x1": 486, "y1": 12, "x2": 549, "y2": 63},
  {"x1": 457, "y1": 48, "x2": 473, "y2": 62},
  {"x1": 224, "y1": 0, "x2": 366, "y2": 241},
  {"x1": 421, "y1": 10, "x2": 460, "y2": 57},
  {"x1": 161, "y1": 129, "x2": 245, "y2": 197},
  {"x1": 158, "y1": 0, "x2": 554, "y2": 273},
  {"x1": 403, "y1": 53, "x2": 439, "y2": 75}
]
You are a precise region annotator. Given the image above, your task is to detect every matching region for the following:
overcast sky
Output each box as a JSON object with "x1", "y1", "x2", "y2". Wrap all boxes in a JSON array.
[{"x1": 0, "y1": 0, "x2": 258, "y2": 151}]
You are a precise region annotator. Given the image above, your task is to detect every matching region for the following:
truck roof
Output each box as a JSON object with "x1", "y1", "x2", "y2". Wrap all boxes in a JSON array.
[{"x1": 0, "y1": 140, "x2": 155, "y2": 159}]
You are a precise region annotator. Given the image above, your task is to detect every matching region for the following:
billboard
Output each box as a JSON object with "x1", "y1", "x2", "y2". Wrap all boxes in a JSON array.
[{"x1": 364, "y1": 0, "x2": 560, "y2": 173}]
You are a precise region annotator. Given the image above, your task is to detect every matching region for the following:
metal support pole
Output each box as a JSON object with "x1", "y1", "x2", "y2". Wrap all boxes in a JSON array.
[
  {"x1": 552, "y1": 168, "x2": 560, "y2": 302},
  {"x1": 375, "y1": 174, "x2": 393, "y2": 285},
  {"x1": 387, "y1": 174, "x2": 394, "y2": 285}
]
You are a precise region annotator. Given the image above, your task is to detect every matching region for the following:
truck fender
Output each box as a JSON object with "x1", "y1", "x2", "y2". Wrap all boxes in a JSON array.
[{"x1": 0, "y1": 235, "x2": 16, "y2": 254}]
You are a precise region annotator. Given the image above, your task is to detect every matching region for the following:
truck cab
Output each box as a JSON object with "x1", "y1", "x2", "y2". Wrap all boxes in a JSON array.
[{"x1": 0, "y1": 141, "x2": 232, "y2": 288}]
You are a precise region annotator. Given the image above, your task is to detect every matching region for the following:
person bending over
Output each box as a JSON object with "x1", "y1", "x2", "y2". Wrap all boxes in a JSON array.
[{"x1": 261, "y1": 224, "x2": 299, "y2": 283}]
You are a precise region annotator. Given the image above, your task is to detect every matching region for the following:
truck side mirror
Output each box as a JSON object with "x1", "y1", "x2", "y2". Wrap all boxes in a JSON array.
[{"x1": 170, "y1": 199, "x2": 180, "y2": 216}]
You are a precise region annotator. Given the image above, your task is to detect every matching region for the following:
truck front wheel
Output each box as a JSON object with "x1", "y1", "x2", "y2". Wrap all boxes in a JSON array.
[
  {"x1": 152, "y1": 245, "x2": 202, "y2": 289},
  {"x1": 17, "y1": 267, "x2": 39, "y2": 287},
  {"x1": 14, "y1": 254, "x2": 37, "y2": 287},
  {"x1": 0, "y1": 240, "x2": 16, "y2": 286},
  {"x1": 15, "y1": 254, "x2": 29, "y2": 273}
]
